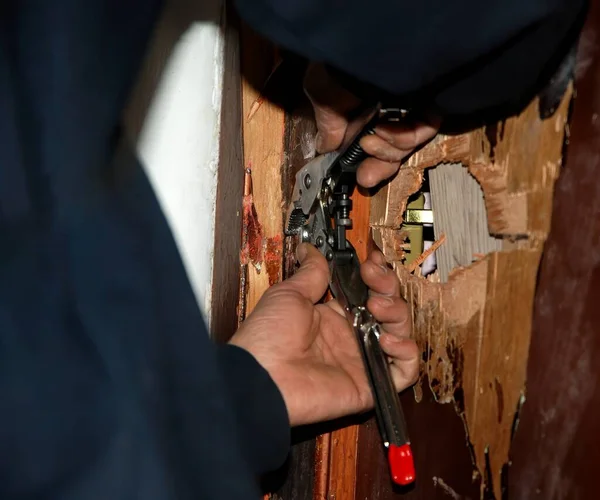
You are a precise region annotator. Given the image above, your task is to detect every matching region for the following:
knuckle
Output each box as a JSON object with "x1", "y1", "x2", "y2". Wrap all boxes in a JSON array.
[
  {"x1": 313, "y1": 256, "x2": 331, "y2": 277},
  {"x1": 400, "y1": 352, "x2": 420, "y2": 386},
  {"x1": 261, "y1": 285, "x2": 289, "y2": 303},
  {"x1": 407, "y1": 128, "x2": 420, "y2": 149},
  {"x1": 265, "y1": 285, "x2": 311, "y2": 312},
  {"x1": 302, "y1": 259, "x2": 326, "y2": 279}
]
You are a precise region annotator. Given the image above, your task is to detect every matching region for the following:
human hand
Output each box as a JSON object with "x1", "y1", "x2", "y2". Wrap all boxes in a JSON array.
[
  {"x1": 229, "y1": 244, "x2": 419, "y2": 427},
  {"x1": 303, "y1": 63, "x2": 440, "y2": 188}
]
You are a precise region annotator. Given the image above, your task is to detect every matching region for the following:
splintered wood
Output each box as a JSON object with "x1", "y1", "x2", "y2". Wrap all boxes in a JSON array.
[
  {"x1": 238, "y1": 28, "x2": 286, "y2": 319},
  {"x1": 370, "y1": 90, "x2": 572, "y2": 499}
]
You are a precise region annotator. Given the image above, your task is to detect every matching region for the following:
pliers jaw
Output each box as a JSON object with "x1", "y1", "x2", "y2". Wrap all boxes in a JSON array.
[{"x1": 284, "y1": 151, "x2": 338, "y2": 237}]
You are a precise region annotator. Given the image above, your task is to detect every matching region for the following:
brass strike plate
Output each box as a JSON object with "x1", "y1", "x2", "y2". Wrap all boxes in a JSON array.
[{"x1": 405, "y1": 208, "x2": 433, "y2": 225}]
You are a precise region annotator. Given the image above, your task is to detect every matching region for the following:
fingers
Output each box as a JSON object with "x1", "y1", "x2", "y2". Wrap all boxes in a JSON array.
[
  {"x1": 360, "y1": 250, "x2": 400, "y2": 297},
  {"x1": 305, "y1": 61, "x2": 440, "y2": 187},
  {"x1": 374, "y1": 120, "x2": 440, "y2": 151},
  {"x1": 383, "y1": 337, "x2": 420, "y2": 389},
  {"x1": 357, "y1": 157, "x2": 401, "y2": 188},
  {"x1": 367, "y1": 296, "x2": 411, "y2": 338},
  {"x1": 278, "y1": 243, "x2": 330, "y2": 304},
  {"x1": 313, "y1": 107, "x2": 349, "y2": 154},
  {"x1": 303, "y1": 63, "x2": 360, "y2": 153},
  {"x1": 360, "y1": 134, "x2": 409, "y2": 163},
  {"x1": 362, "y1": 250, "x2": 411, "y2": 338},
  {"x1": 356, "y1": 120, "x2": 440, "y2": 188},
  {"x1": 305, "y1": 61, "x2": 440, "y2": 191}
]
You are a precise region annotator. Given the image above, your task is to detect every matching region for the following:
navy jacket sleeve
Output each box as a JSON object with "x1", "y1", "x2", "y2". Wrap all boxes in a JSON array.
[
  {"x1": 217, "y1": 345, "x2": 291, "y2": 472},
  {"x1": 234, "y1": 0, "x2": 587, "y2": 117},
  {"x1": 0, "y1": 2, "x2": 289, "y2": 499}
]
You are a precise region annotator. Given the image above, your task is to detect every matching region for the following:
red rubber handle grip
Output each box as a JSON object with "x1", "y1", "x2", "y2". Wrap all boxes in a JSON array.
[{"x1": 388, "y1": 443, "x2": 416, "y2": 486}]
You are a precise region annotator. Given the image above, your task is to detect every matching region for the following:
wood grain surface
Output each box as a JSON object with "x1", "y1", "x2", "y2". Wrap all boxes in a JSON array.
[
  {"x1": 369, "y1": 90, "x2": 572, "y2": 499},
  {"x1": 508, "y1": 5, "x2": 600, "y2": 498},
  {"x1": 238, "y1": 26, "x2": 286, "y2": 320}
]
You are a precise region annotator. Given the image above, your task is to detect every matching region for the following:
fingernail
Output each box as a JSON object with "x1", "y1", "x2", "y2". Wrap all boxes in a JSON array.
[
  {"x1": 382, "y1": 333, "x2": 402, "y2": 345},
  {"x1": 296, "y1": 243, "x2": 308, "y2": 263},
  {"x1": 377, "y1": 263, "x2": 388, "y2": 274}
]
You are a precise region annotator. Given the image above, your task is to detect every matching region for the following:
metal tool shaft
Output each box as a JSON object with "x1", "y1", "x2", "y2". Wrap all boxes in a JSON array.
[{"x1": 352, "y1": 307, "x2": 409, "y2": 448}]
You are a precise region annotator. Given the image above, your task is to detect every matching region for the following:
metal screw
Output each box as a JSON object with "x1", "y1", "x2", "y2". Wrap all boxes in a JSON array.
[
  {"x1": 326, "y1": 250, "x2": 334, "y2": 261},
  {"x1": 303, "y1": 174, "x2": 312, "y2": 189},
  {"x1": 327, "y1": 235, "x2": 335, "y2": 247},
  {"x1": 316, "y1": 236, "x2": 324, "y2": 247}
]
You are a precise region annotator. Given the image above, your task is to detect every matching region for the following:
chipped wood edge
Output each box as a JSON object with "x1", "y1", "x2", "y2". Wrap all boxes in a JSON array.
[{"x1": 370, "y1": 88, "x2": 573, "y2": 499}]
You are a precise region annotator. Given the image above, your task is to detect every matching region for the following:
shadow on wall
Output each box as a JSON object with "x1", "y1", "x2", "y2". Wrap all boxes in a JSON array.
[
  {"x1": 123, "y1": 0, "x2": 223, "y2": 142},
  {"x1": 120, "y1": 0, "x2": 226, "y2": 318}
]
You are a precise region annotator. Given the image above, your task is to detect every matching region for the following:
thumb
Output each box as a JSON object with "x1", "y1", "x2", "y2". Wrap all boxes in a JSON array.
[
  {"x1": 280, "y1": 243, "x2": 330, "y2": 303},
  {"x1": 304, "y1": 63, "x2": 361, "y2": 153}
]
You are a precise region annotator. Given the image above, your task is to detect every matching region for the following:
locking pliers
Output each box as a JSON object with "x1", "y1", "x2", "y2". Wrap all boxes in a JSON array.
[{"x1": 285, "y1": 106, "x2": 415, "y2": 486}]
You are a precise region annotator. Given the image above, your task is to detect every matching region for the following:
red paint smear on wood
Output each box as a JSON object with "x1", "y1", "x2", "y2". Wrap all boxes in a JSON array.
[
  {"x1": 265, "y1": 234, "x2": 283, "y2": 286},
  {"x1": 240, "y1": 193, "x2": 264, "y2": 268},
  {"x1": 239, "y1": 168, "x2": 283, "y2": 285}
]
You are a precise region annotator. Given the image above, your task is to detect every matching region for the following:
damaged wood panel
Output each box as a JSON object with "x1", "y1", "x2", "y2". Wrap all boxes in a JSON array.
[
  {"x1": 369, "y1": 90, "x2": 572, "y2": 499},
  {"x1": 508, "y1": 5, "x2": 600, "y2": 498},
  {"x1": 238, "y1": 26, "x2": 286, "y2": 320},
  {"x1": 356, "y1": 380, "x2": 481, "y2": 499}
]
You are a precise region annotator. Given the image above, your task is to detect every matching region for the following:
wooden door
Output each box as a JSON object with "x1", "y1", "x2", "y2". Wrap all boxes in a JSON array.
[{"x1": 231, "y1": 6, "x2": 597, "y2": 500}]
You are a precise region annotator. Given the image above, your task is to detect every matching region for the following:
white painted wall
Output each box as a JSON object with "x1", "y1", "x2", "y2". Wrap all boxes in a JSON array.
[{"x1": 124, "y1": 0, "x2": 225, "y2": 321}]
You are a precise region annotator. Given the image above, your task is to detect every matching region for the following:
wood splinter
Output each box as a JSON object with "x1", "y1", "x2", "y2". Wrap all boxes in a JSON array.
[
  {"x1": 246, "y1": 58, "x2": 283, "y2": 122},
  {"x1": 407, "y1": 234, "x2": 446, "y2": 273}
]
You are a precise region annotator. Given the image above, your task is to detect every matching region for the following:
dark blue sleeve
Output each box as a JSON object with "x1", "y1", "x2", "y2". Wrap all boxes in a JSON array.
[
  {"x1": 217, "y1": 345, "x2": 290, "y2": 472},
  {"x1": 0, "y1": 2, "x2": 289, "y2": 498},
  {"x1": 234, "y1": 0, "x2": 587, "y2": 116}
]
